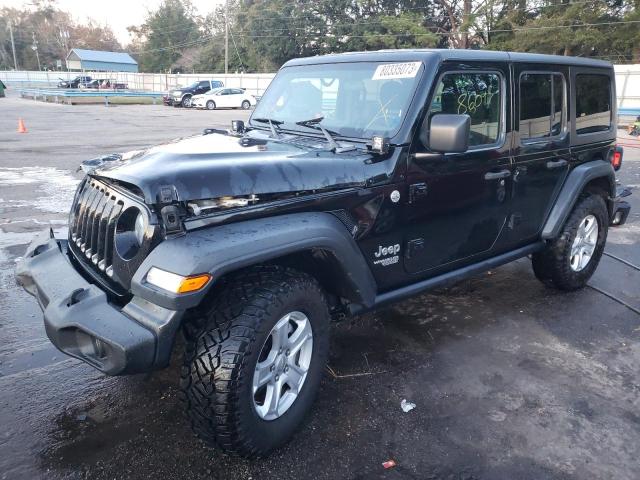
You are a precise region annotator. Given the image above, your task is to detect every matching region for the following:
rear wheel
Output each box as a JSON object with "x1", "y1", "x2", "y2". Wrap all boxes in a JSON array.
[
  {"x1": 180, "y1": 266, "x2": 329, "y2": 457},
  {"x1": 206, "y1": 100, "x2": 216, "y2": 110},
  {"x1": 532, "y1": 193, "x2": 608, "y2": 290},
  {"x1": 241, "y1": 100, "x2": 251, "y2": 110}
]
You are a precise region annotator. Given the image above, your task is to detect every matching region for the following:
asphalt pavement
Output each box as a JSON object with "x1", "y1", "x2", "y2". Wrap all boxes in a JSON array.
[{"x1": 1, "y1": 89, "x2": 639, "y2": 480}]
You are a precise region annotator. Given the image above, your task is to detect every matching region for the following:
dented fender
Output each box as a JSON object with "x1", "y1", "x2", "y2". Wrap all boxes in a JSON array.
[{"x1": 130, "y1": 212, "x2": 378, "y2": 311}]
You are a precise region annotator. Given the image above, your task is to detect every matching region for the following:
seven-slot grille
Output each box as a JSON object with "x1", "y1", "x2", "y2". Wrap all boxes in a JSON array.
[{"x1": 69, "y1": 178, "x2": 125, "y2": 278}]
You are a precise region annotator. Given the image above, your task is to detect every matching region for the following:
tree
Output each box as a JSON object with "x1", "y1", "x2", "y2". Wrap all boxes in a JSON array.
[
  {"x1": 0, "y1": 2, "x2": 123, "y2": 71},
  {"x1": 128, "y1": 0, "x2": 202, "y2": 72},
  {"x1": 484, "y1": 0, "x2": 640, "y2": 62}
]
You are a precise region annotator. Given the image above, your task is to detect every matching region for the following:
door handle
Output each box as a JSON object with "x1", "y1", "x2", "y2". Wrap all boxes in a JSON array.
[
  {"x1": 546, "y1": 159, "x2": 568, "y2": 170},
  {"x1": 484, "y1": 170, "x2": 511, "y2": 180}
]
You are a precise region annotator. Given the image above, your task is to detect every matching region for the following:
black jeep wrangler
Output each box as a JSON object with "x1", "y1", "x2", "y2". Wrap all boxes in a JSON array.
[{"x1": 17, "y1": 50, "x2": 631, "y2": 457}]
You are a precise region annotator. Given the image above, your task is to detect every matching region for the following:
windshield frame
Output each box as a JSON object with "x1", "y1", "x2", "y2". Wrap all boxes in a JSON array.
[{"x1": 248, "y1": 60, "x2": 426, "y2": 144}]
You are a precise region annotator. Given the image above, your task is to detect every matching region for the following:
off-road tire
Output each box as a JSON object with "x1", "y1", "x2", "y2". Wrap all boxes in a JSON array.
[
  {"x1": 180, "y1": 265, "x2": 330, "y2": 457},
  {"x1": 531, "y1": 193, "x2": 608, "y2": 290},
  {"x1": 206, "y1": 100, "x2": 216, "y2": 110}
]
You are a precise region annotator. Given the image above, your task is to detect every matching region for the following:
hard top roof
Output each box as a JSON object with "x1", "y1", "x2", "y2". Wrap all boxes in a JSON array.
[{"x1": 283, "y1": 49, "x2": 612, "y2": 68}]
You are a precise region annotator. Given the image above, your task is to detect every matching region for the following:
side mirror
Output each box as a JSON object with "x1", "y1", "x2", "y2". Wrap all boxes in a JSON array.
[{"x1": 422, "y1": 113, "x2": 470, "y2": 153}]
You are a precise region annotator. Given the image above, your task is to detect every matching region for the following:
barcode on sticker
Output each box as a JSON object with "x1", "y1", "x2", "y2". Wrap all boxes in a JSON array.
[{"x1": 372, "y1": 62, "x2": 421, "y2": 80}]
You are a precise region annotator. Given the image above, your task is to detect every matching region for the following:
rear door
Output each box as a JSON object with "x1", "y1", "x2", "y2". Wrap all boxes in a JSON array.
[
  {"x1": 229, "y1": 88, "x2": 245, "y2": 107},
  {"x1": 508, "y1": 64, "x2": 570, "y2": 245},
  {"x1": 403, "y1": 64, "x2": 513, "y2": 275},
  {"x1": 215, "y1": 89, "x2": 233, "y2": 107}
]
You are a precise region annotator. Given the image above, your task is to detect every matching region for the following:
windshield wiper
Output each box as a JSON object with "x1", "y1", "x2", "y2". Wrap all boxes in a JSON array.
[
  {"x1": 295, "y1": 116, "x2": 352, "y2": 152},
  {"x1": 252, "y1": 117, "x2": 284, "y2": 138}
]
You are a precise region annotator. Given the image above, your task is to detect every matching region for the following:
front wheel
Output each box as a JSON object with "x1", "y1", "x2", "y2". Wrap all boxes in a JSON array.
[
  {"x1": 206, "y1": 100, "x2": 216, "y2": 110},
  {"x1": 532, "y1": 193, "x2": 608, "y2": 290},
  {"x1": 180, "y1": 266, "x2": 330, "y2": 457},
  {"x1": 241, "y1": 100, "x2": 251, "y2": 110},
  {"x1": 181, "y1": 95, "x2": 192, "y2": 108}
]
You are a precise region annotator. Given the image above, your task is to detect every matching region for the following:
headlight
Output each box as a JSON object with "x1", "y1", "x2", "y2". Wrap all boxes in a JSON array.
[
  {"x1": 134, "y1": 211, "x2": 146, "y2": 246},
  {"x1": 146, "y1": 267, "x2": 211, "y2": 294}
]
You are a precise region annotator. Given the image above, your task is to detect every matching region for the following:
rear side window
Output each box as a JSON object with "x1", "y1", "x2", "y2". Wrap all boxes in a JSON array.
[
  {"x1": 575, "y1": 74, "x2": 611, "y2": 135},
  {"x1": 519, "y1": 73, "x2": 565, "y2": 140},
  {"x1": 429, "y1": 72, "x2": 502, "y2": 147}
]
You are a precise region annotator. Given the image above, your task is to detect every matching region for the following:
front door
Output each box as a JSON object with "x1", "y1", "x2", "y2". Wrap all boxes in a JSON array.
[
  {"x1": 403, "y1": 65, "x2": 513, "y2": 275},
  {"x1": 508, "y1": 65, "x2": 570, "y2": 245}
]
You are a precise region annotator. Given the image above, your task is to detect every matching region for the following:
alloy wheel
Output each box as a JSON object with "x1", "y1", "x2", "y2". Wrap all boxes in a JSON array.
[
  {"x1": 252, "y1": 311, "x2": 313, "y2": 421},
  {"x1": 570, "y1": 214, "x2": 598, "y2": 272}
]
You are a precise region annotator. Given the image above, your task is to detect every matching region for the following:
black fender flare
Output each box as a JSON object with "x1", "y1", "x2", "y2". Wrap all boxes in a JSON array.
[
  {"x1": 541, "y1": 160, "x2": 615, "y2": 240},
  {"x1": 130, "y1": 212, "x2": 378, "y2": 311}
]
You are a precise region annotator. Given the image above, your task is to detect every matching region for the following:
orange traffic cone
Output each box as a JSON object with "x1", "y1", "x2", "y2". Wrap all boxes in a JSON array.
[{"x1": 17, "y1": 118, "x2": 27, "y2": 133}]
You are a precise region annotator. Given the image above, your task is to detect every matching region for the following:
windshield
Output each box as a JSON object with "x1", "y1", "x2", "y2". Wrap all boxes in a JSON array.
[{"x1": 251, "y1": 61, "x2": 423, "y2": 139}]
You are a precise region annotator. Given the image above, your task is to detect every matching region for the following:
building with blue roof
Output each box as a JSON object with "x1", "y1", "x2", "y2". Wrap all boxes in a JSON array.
[{"x1": 66, "y1": 49, "x2": 138, "y2": 73}]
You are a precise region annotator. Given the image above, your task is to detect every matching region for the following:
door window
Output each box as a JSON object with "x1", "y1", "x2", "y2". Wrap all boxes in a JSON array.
[
  {"x1": 575, "y1": 74, "x2": 611, "y2": 134},
  {"x1": 519, "y1": 73, "x2": 565, "y2": 140},
  {"x1": 429, "y1": 72, "x2": 502, "y2": 148}
]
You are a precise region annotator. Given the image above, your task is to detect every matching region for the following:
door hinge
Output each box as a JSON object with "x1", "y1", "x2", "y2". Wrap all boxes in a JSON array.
[
  {"x1": 409, "y1": 183, "x2": 428, "y2": 203},
  {"x1": 406, "y1": 238, "x2": 425, "y2": 259}
]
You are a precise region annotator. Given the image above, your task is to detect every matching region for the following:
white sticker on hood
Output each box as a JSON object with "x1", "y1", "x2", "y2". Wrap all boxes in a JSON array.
[{"x1": 372, "y1": 62, "x2": 422, "y2": 80}]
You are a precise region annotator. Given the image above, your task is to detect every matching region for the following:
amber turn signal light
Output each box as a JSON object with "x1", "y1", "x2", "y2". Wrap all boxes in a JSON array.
[{"x1": 177, "y1": 274, "x2": 212, "y2": 293}]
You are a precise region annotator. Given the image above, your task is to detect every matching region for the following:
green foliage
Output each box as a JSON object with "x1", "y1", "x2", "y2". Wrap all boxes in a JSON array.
[
  {"x1": 128, "y1": 0, "x2": 202, "y2": 72},
  {"x1": 485, "y1": 0, "x2": 640, "y2": 62},
  {"x1": 358, "y1": 13, "x2": 438, "y2": 49},
  {"x1": 2, "y1": 0, "x2": 638, "y2": 73}
]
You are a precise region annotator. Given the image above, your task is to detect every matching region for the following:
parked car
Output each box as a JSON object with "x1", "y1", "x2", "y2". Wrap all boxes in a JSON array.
[
  {"x1": 191, "y1": 87, "x2": 256, "y2": 110},
  {"x1": 58, "y1": 76, "x2": 92, "y2": 88},
  {"x1": 163, "y1": 80, "x2": 224, "y2": 107},
  {"x1": 80, "y1": 79, "x2": 112, "y2": 89},
  {"x1": 17, "y1": 49, "x2": 631, "y2": 458}
]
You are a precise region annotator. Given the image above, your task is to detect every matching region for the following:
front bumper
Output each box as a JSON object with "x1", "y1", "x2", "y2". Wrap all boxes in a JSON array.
[{"x1": 15, "y1": 231, "x2": 183, "y2": 375}]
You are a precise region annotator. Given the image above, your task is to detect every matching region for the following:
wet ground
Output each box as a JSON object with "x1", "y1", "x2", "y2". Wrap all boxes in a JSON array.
[{"x1": 1, "y1": 90, "x2": 639, "y2": 480}]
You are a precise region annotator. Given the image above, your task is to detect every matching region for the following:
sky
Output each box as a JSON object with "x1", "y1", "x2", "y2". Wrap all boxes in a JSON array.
[{"x1": 0, "y1": 0, "x2": 223, "y2": 45}]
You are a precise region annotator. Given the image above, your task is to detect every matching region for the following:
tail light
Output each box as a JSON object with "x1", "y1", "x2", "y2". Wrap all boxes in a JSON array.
[{"x1": 610, "y1": 146, "x2": 623, "y2": 171}]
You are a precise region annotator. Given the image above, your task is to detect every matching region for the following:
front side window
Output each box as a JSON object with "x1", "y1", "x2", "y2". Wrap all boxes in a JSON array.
[
  {"x1": 519, "y1": 73, "x2": 565, "y2": 140},
  {"x1": 251, "y1": 61, "x2": 423, "y2": 139},
  {"x1": 575, "y1": 74, "x2": 611, "y2": 135},
  {"x1": 429, "y1": 72, "x2": 502, "y2": 147}
]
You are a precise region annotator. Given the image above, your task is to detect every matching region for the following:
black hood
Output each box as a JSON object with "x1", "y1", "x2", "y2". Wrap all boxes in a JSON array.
[{"x1": 91, "y1": 131, "x2": 373, "y2": 204}]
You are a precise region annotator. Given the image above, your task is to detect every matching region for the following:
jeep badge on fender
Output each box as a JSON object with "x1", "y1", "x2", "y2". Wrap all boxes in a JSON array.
[{"x1": 16, "y1": 49, "x2": 630, "y2": 458}]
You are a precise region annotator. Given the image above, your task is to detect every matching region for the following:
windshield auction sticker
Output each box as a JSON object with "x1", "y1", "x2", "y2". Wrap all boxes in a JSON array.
[{"x1": 372, "y1": 62, "x2": 422, "y2": 80}]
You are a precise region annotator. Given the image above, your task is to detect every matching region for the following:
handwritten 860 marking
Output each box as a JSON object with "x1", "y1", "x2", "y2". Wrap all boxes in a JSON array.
[{"x1": 456, "y1": 86, "x2": 499, "y2": 115}]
